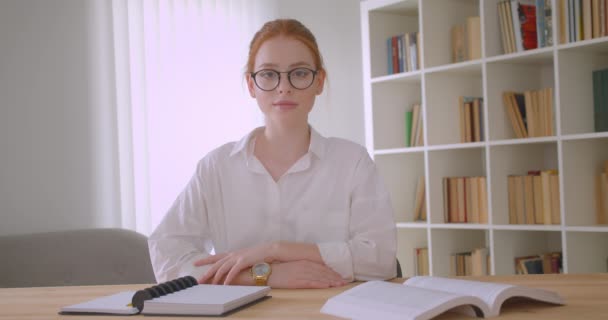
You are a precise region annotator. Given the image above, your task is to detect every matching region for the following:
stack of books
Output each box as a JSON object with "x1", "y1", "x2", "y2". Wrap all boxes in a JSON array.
[
  {"x1": 558, "y1": 0, "x2": 608, "y2": 44},
  {"x1": 498, "y1": 0, "x2": 553, "y2": 53},
  {"x1": 515, "y1": 252, "x2": 563, "y2": 274},
  {"x1": 442, "y1": 176, "x2": 488, "y2": 223},
  {"x1": 458, "y1": 96, "x2": 484, "y2": 143},
  {"x1": 386, "y1": 32, "x2": 421, "y2": 75},
  {"x1": 450, "y1": 248, "x2": 490, "y2": 276},
  {"x1": 451, "y1": 16, "x2": 482, "y2": 62},
  {"x1": 503, "y1": 89, "x2": 554, "y2": 139},
  {"x1": 405, "y1": 104, "x2": 424, "y2": 147},
  {"x1": 507, "y1": 170, "x2": 561, "y2": 225}
]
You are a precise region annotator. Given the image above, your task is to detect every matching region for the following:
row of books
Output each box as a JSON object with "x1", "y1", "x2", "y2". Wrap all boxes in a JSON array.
[
  {"x1": 593, "y1": 68, "x2": 608, "y2": 132},
  {"x1": 596, "y1": 160, "x2": 608, "y2": 224},
  {"x1": 450, "y1": 248, "x2": 490, "y2": 276},
  {"x1": 559, "y1": 0, "x2": 608, "y2": 44},
  {"x1": 458, "y1": 96, "x2": 484, "y2": 143},
  {"x1": 498, "y1": 0, "x2": 553, "y2": 54},
  {"x1": 515, "y1": 252, "x2": 562, "y2": 274},
  {"x1": 503, "y1": 88, "x2": 554, "y2": 139},
  {"x1": 443, "y1": 176, "x2": 489, "y2": 224},
  {"x1": 507, "y1": 170, "x2": 561, "y2": 225},
  {"x1": 386, "y1": 32, "x2": 421, "y2": 75},
  {"x1": 414, "y1": 247, "x2": 429, "y2": 276},
  {"x1": 451, "y1": 16, "x2": 481, "y2": 62},
  {"x1": 405, "y1": 104, "x2": 424, "y2": 147}
]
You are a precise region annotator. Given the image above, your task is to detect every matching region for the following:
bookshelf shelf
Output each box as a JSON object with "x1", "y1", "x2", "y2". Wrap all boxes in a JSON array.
[{"x1": 361, "y1": 0, "x2": 608, "y2": 277}]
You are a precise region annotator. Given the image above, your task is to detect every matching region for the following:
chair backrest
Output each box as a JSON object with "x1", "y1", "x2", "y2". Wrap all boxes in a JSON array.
[
  {"x1": 396, "y1": 258, "x2": 403, "y2": 278},
  {"x1": 0, "y1": 228, "x2": 156, "y2": 288}
]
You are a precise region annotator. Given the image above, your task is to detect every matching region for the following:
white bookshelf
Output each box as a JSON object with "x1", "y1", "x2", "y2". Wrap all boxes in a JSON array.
[{"x1": 360, "y1": 0, "x2": 608, "y2": 277}]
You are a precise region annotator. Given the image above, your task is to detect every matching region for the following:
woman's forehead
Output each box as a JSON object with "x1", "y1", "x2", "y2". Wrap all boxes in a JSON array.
[{"x1": 254, "y1": 36, "x2": 315, "y2": 69}]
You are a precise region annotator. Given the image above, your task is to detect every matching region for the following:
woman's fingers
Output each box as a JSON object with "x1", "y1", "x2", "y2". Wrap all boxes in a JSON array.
[{"x1": 194, "y1": 253, "x2": 225, "y2": 267}]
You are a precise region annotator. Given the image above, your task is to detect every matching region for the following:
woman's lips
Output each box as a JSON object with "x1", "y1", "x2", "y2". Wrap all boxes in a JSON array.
[{"x1": 273, "y1": 100, "x2": 298, "y2": 110}]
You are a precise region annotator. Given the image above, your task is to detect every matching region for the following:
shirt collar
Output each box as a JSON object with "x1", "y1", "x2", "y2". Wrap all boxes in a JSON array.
[{"x1": 229, "y1": 125, "x2": 327, "y2": 160}]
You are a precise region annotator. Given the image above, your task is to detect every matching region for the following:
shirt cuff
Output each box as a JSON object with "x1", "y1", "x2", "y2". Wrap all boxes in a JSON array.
[
  {"x1": 177, "y1": 254, "x2": 213, "y2": 282},
  {"x1": 317, "y1": 242, "x2": 354, "y2": 282}
]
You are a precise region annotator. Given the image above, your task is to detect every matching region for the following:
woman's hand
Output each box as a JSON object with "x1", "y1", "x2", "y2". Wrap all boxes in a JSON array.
[
  {"x1": 194, "y1": 243, "x2": 277, "y2": 285},
  {"x1": 267, "y1": 260, "x2": 347, "y2": 289}
]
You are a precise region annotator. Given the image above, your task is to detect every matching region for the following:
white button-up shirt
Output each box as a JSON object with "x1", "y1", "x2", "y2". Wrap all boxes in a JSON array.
[{"x1": 148, "y1": 127, "x2": 397, "y2": 283}]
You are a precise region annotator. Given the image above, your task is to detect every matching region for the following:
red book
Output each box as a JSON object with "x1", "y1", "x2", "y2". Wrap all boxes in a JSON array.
[{"x1": 518, "y1": 2, "x2": 538, "y2": 50}]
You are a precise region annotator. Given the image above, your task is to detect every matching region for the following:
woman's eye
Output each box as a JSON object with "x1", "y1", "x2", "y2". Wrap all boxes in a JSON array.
[
  {"x1": 292, "y1": 69, "x2": 310, "y2": 78},
  {"x1": 259, "y1": 71, "x2": 277, "y2": 79}
]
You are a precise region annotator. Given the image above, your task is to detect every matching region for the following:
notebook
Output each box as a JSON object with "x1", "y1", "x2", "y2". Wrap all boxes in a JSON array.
[{"x1": 59, "y1": 276, "x2": 271, "y2": 316}]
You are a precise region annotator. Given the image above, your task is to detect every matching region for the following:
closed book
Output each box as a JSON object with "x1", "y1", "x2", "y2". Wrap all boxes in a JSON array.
[
  {"x1": 405, "y1": 110, "x2": 413, "y2": 147},
  {"x1": 466, "y1": 16, "x2": 482, "y2": 60},
  {"x1": 59, "y1": 276, "x2": 271, "y2": 316}
]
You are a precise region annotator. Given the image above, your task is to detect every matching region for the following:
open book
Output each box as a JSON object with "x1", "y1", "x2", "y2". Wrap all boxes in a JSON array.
[
  {"x1": 321, "y1": 276, "x2": 564, "y2": 320},
  {"x1": 59, "y1": 276, "x2": 270, "y2": 316}
]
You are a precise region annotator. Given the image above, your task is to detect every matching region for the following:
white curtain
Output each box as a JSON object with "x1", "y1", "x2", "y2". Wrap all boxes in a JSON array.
[{"x1": 112, "y1": 0, "x2": 278, "y2": 235}]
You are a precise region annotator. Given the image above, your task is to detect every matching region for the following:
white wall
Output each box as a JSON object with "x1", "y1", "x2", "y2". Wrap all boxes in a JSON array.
[
  {"x1": 278, "y1": 0, "x2": 365, "y2": 145},
  {"x1": 0, "y1": 0, "x2": 121, "y2": 235},
  {"x1": 0, "y1": 0, "x2": 365, "y2": 236}
]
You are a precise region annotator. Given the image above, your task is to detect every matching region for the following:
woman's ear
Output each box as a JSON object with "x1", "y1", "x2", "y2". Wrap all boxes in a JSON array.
[
  {"x1": 315, "y1": 69, "x2": 326, "y2": 96},
  {"x1": 246, "y1": 74, "x2": 256, "y2": 98}
]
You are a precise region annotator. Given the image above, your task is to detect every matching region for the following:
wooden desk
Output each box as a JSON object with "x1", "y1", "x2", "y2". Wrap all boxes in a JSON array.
[{"x1": 1, "y1": 274, "x2": 606, "y2": 319}]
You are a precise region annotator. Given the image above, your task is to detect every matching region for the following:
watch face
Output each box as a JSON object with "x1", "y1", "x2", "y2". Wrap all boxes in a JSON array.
[{"x1": 253, "y1": 263, "x2": 270, "y2": 276}]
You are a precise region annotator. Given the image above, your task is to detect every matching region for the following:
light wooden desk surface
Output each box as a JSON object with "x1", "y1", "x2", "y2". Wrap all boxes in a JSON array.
[{"x1": 1, "y1": 274, "x2": 606, "y2": 319}]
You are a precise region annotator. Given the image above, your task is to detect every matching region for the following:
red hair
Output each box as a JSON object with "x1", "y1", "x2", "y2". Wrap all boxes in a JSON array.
[{"x1": 246, "y1": 19, "x2": 325, "y2": 75}]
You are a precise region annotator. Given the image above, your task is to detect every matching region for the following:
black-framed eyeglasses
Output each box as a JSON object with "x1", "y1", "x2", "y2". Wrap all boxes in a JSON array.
[{"x1": 250, "y1": 67, "x2": 318, "y2": 91}]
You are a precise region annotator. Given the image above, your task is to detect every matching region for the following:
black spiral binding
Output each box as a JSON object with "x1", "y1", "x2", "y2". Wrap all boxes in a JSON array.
[{"x1": 131, "y1": 276, "x2": 198, "y2": 312}]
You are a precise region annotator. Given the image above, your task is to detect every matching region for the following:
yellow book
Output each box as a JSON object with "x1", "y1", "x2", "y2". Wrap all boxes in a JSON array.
[
  {"x1": 533, "y1": 175, "x2": 544, "y2": 224},
  {"x1": 524, "y1": 175, "x2": 536, "y2": 224},
  {"x1": 550, "y1": 174, "x2": 561, "y2": 224},
  {"x1": 478, "y1": 177, "x2": 488, "y2": 224},
  {"x1": 541, "y1": 171, "x2": 553, "y2": 225}
]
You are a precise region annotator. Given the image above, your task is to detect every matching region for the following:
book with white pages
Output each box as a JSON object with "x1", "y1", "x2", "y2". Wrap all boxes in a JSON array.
[
  {"x1": 320, "y1": 276, "x2": 564, "y2": 320},
  {"x1": 59, "y1": 276, "x2": 271, "y2": 316}
]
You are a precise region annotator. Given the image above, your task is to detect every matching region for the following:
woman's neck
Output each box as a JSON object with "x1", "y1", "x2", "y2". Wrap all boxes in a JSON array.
[{"x1": 254, "y1": 121, "x2": 311, "y2": 180}]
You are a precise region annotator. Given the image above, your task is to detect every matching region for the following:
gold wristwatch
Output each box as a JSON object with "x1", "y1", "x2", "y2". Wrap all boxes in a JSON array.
[{"x1": 251, "y1": 262, "x2": 271, "y2": 286}]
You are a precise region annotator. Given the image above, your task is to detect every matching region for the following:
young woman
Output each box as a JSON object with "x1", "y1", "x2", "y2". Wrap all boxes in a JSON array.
[{"x1": 148, "y1": 19, "x2": 397, "y2": 289}]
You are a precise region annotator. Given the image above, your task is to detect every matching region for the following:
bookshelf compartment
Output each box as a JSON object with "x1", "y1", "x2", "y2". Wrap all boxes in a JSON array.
[
  {"x1": 428, "y1": 148, "x2": 487, "y2": 224},
  {"x1": 486, "y1": 56, "x2": 555, "y2": 141},
  {"x1": 558, "y1": 43, "x2": 608, "y2": 135},
  {"x1": 430, "y1": 228, "x2": 488, "y2": 276},
  {"x1": 566, "y1": 231, "x2": 608, "y2": 273},
  {"x1": 421, "y1": 0, "x2": 480, "y2": 68},
  {"x1": 493, "y1": 230, "x2": 562, "y2": 275},
  {"x1": 367, "y1": 1, "x2": 419, "y2": 78},
  {"x1": 397, "y1": 228, "x2": 428, "y2": 277},
  {"x1": 372, "y1": 81, "x2": 422, "y2": 150},
  {"x1": 375, "y1": 153, "x2": 425, "y2": 223},
  {"x1": 425, "y1": 67, "x2": 483, "y2": 145},
  {"x1": 489, "y1": 142, "x2": 558, "y2": 225},
  {"x1": 562, "y1": 138, "x2": 608, "y2": 226}
]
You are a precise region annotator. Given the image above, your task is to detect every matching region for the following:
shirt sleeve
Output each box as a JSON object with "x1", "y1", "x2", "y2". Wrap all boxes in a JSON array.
[
  {"x1": 317, "y1": 150, "x2": 397, "y2": 282},
  {"x1": 147, "y1": 160, "x2": 214, "y2": 283}
]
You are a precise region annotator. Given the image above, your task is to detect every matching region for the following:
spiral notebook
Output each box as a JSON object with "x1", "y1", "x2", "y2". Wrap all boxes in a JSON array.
[{"x1": 59, "y1": 276, "x2": 271, "y2": 316}]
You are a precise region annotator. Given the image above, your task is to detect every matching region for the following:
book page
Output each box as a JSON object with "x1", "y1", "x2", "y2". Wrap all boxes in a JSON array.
[
  {"x1": 405, "y1": 276, "x2": 563, "y2": 317},
  {"x1": 60, "y1": 291, "x2": 138, "y2": 315},
  {"x1": 321, "y1": 281, "x2": 488, "y2": 320}
]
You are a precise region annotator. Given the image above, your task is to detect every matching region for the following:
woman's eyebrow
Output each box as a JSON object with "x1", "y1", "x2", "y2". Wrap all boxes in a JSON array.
[{"x1": 256, "y1": 61, "x2": 312, "y2": 69}]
